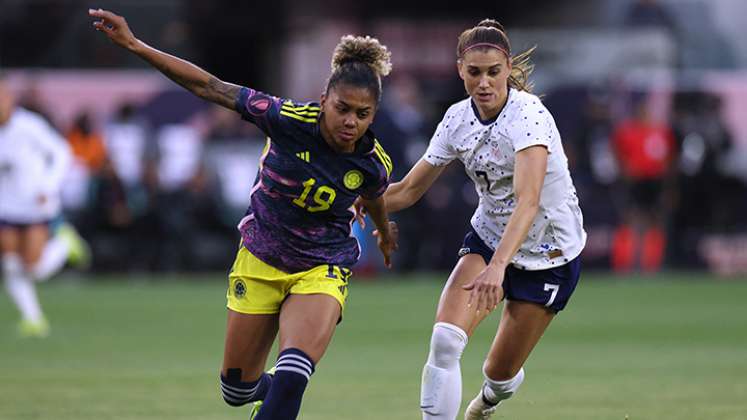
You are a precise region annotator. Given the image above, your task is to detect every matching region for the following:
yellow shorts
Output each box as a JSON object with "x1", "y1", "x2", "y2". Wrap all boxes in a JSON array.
[{"x1": 226, "y1": 246, "x2": 351, "y2": 315}]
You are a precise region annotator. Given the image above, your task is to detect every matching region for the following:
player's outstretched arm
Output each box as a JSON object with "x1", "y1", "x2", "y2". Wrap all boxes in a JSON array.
[
  {"x1": 384, "y1": 159, "x2": 445, "y2": 213},
  {"x1": 88, "y1": 8, "x2": 240, "y2": 110},
  {"x1": 353, "y1": 159, "x2": 445, "y2": 226}
]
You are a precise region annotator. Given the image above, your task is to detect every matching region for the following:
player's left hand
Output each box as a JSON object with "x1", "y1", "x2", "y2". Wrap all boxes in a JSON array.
[
  {"x1": 89, "y1": 8, "x2": 137, "y2": 50},
  {"x1": 373, "y1": 221, "x2": 398, "y2": 268},
  {"x1": 463, "y1": 264, "x2": 505, "y2": 312}
]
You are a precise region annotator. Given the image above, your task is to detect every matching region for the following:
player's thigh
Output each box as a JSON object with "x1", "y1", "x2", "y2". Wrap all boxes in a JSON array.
[
  {"x1": 483, "y1": 300, "x2": 554, "y2": 380},
  {"x1": 19, "y1": 224, "x2": 48, "y2": 267},
  {"x1": 0, "y1": 226, "x2": 21, "y2": 254},
  {"x1": 222, "y1": 309, "x2": 279, "y2": 382},
  {"x1": 277, "y1": 294, "x2": 341, "y2": 364},
  {"x1": 435, "y1": 253, "x2": 491, "y2": 336}
]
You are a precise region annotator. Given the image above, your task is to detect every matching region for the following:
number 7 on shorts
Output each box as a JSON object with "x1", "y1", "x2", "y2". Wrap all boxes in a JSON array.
[{"x1": 543, "y1": 283, "x2": 560, "y2": 307}]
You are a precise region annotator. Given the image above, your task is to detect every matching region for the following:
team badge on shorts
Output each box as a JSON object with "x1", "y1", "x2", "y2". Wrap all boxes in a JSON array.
[
  {"x1": 233, "y1": 279, "x2": 247, "y2": 298},
  {"x1": 343, "y1": 170, "x2": 364, "y2": 190},
  {"x1": 458, "y1": 247, "x2": 471, "y2": 258}
]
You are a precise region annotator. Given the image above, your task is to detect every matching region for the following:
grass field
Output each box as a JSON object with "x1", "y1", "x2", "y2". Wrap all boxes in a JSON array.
[{"x1": 1, "y1": 273, "x2": 746, "y2": 420}]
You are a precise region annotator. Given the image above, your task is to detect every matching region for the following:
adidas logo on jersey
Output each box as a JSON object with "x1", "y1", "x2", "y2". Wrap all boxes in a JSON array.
[{"x1": 296, "y1": 151, "x2": 310, "y2": 162}]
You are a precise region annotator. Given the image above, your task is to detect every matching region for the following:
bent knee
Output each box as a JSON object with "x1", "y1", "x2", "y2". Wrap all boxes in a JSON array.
[{"x1": 428, "y1": 322, "x2": 468, "y2": 367}]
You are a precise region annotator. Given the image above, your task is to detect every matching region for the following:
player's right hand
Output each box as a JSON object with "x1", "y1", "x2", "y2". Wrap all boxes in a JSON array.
[
  {"x1": 89, "y1": 8, "x2": 137, "y2": 50},
  {"x1": 352, "y1": 197, "x2": 367, "y2": 228},
  {"x1": 373, "y1": 221, "x2": 399, "y2": 268}
]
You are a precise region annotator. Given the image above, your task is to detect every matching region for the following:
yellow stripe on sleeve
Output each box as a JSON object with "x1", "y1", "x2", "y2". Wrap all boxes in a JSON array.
[
  {"x1": 279, "y1": 110, "x2": 319, "y2": 123},
  {"x1": 282, "y1": 101, "x2": 320, "y2": 112},
  {"x1": 281, "y1": 102, "x2": 320, "y2": 117},
  {"x1": 372, "y1": 140, "x2": 393, "y2": 177}
]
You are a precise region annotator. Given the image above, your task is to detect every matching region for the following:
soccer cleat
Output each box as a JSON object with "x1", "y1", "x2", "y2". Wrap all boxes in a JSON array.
[
  {"x1": 248, "y1": 400, "x2": 261, "y2": 420},
  {"x1": 18, "y1": 318, "x2": 50, "y2": 338},
  {"x1": 248, "y1": 367, "x2": 276, "y2": 420},
  {"x1": 58, "y1": 223, "x2": 92, "y2": 270},
  {"x1": 464, "y1": 390, "x2": 499, "y2": 420}
]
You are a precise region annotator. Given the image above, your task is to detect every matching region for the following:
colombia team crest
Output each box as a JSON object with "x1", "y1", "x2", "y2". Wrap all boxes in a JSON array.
[
  {"x1": 343, "y1": 170, "x2": 363, "y2": 190},
  {"x1": 234, "y1": 279, "x2": 247, "y2": 298}
]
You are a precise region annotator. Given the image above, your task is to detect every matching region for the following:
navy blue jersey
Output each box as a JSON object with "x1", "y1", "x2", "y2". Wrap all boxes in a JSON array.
[{"x1": 234, "y1": 87, "x2": 392, "y2": 273}]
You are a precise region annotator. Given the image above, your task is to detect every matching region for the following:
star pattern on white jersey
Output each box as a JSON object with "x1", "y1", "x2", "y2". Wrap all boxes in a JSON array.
[{"x1": 423, "y1": 89, "x2": 586, "y2": 270}]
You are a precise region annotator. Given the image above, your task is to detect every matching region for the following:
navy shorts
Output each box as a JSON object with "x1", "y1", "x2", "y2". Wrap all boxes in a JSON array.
[
  {"x1": 458, "y1": 229, "x2": 581, "y2": 313},
  {"x1": 0, "y1": 219, "x2": 53, "y2": 229}
]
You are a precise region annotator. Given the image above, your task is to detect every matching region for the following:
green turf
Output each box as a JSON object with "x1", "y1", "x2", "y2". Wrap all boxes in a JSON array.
[{"x1": 1, "y1": 273, "x2": 746, "y2": 419}]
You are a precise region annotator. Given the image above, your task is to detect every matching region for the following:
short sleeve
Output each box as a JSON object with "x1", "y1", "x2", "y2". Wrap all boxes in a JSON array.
[
  {"x1": 360, "y1": 167, "x2": 389, "y2": 200},
  {"x1": 234, "y1": 87, "x2": 283, "y2": 136},
  {"x1": 508, "y1": 99, "x2": 557, "y2": 153},
  {"x1": 422, "y1": 113, "x2": 457, "y2": 167},
  {"x1": 360, "y1": 140, "x2": 392, "y2": 200}
]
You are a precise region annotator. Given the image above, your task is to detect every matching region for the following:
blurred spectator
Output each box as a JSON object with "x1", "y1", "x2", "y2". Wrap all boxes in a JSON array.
[
  {"x1": 16, "y1": 79, "x2": 56, "y2": 128},
  {"x1": 67, "y1": 112, "x2": 107, "y2": 173},
  {"x1": 152, "y1": 123, "x2": 220, "y2": 271},
  {"x1": 670, "y1": 91, "x2": 746, "y2": 268},
  {"x1": 204, "y1": 104, "x2": 265, "y2": 224},
  {"x1": 564, "y1": 86, "x2": 621, "y2": 268},
  {"x1": 102, "y1": 102, "x2": 152, "y2": 230},
  {"x1": 104, "y1": 103, "x2": 150, "y2": 190},
  {"x1": 624, "y1": 0, "x2": 676, "y2": 32},
  {"x1": 63, "y1": 111, "x2": 111, "y2": 212},
  {"x1": 611, "y1": 95, "x2": 676, "y2": 273},
  {"x1": 370, "y1": 75, "x2": 431, "y2": 271}
]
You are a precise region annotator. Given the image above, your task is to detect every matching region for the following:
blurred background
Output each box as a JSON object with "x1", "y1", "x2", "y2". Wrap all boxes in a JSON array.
[
  {"x1": 2, "y1": 1, "x2": 747, "y2": 420},
  {"x1": 2, "y1": 0, "x2": 747, "y2": 276}
]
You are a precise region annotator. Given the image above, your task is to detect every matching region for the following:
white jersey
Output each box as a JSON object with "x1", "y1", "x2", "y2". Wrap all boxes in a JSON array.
[
  {"x1": 0, "y1": 108, "x2": 71, "y2": 223},
  {"x1": 423, "y1": 89, "x2": 586, "y2": 270}
]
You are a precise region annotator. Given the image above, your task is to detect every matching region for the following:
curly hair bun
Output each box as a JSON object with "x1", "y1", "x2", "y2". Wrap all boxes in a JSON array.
[{"x1": 331, "y1": 35, "x2": 392, "y2": 77}]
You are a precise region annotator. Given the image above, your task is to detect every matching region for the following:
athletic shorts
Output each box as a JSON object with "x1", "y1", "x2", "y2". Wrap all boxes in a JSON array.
[
  {"x1": 227, "y1": 246, "x2": 351, "y2": 315},
  {"x1": 458, "y1": 229, "x2": 581, "y2": 313},
  {"x1": 0, "y1": 219, "x2": 52, "y2": 229}
]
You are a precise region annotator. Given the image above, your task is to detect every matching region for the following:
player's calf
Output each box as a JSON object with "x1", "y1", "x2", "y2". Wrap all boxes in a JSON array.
[
  {"x1": 253, "y1": 347, "x2": 315, "y2": 420},
  {"x1": 219, "y1": 368, "x2": 272, "y2": 407}
]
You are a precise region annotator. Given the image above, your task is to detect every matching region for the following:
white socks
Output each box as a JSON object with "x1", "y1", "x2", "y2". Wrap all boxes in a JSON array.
[
  {"x1": 33, "y1": 235, "x2": 70, "y2": 281},
  {"x1": 2, "y1": 254, "x2": 44, "y2": 323},
  {"x1": 482, "y1": 367, "x2": 525, "y2": 405},
  {"x1": 421, "y1": 322, "x2": 468, "y2": 419}
]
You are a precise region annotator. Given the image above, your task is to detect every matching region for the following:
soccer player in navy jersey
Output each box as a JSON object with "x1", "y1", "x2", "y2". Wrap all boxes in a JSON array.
[{"x1": 90, "y1": 9, "x2": 397, "y2": 420}]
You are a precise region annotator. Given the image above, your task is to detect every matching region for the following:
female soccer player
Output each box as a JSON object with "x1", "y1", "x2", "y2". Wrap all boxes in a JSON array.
[
  {"x1": 89, "y1": 8, "x2": 397, "y2": 420},
  {"x1": 0, "y1": 75, "x2": 72, "y2": 337},
  {"x1": 370, "y1": 19, "x2": 586, "y2": 419}
]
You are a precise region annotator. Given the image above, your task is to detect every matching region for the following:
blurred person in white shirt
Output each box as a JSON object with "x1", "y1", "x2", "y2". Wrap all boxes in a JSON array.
[{"x1": 0, "y1": 75, "x2": 72, "y2": 337}]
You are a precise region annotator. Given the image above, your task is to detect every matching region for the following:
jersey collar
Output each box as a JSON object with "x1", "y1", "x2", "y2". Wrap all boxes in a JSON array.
[{"x1": 470, "y1": 87, "x2": 513, "y2": 126}]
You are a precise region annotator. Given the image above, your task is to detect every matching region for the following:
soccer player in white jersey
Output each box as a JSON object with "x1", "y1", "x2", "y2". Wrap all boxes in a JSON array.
[
  {"x1": 0, "y1": 75, "x2": 72, "y2": 337},
  {"x1": 365, "y1": 19, "x2": 586, "y2": 419}
]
